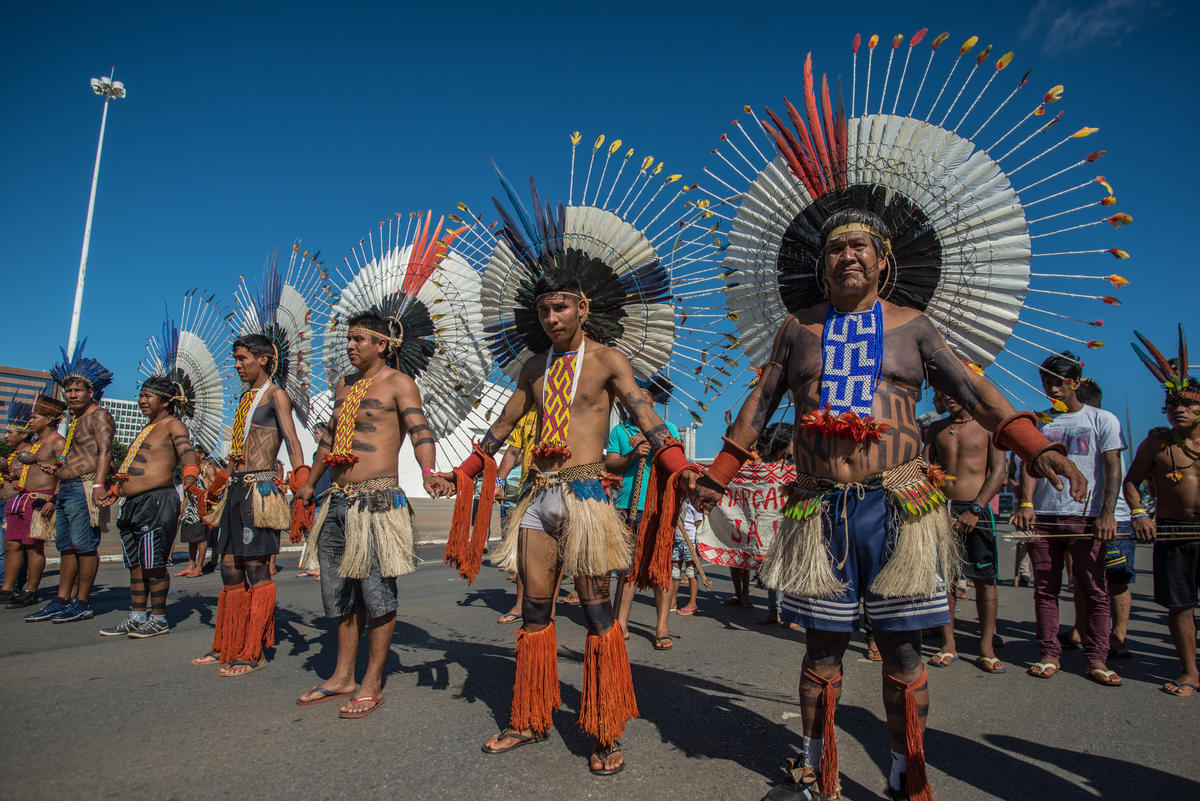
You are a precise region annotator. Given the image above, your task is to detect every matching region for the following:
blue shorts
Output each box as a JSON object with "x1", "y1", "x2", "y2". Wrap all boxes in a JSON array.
[
  {"x1": 782, "y1": 484, "x2": 950, "y2": 633},
  {"x1": 1104, "y1": 522, "x2": 1136, "y2": 586},
  {"x1": 55, "y1": 479, "x2": 102, "y2": 554}
]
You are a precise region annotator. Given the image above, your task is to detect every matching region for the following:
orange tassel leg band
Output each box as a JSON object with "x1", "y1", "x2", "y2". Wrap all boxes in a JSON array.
[
  {"x1": 883, "y1": 667, "x2": 933, "y2": 801},
  {"x1": 510, "y1": 623, "x2": 561, "y2": 736},
  {"x1": 801, "y1": 661, "x2": 842, "y2": 798},
  {"x1": 212, "y1": 585, "x2": 249, "y2": 663},
  {"x1": 237, "y1": 581, "x2": 277, "y2": 662},
  {"x1": 578, "y1": 624, "x2": 639, "y2": 746}
]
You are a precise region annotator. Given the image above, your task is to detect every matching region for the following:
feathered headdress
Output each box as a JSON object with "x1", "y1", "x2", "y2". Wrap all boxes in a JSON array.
[
  {"x1": 4, "y1": 394, "x2": 33, "y2": 434},
  {"x1": 50, "y1": 339, "x2": 113, "y2": 399},
  {"x1": 139, "y1": 290, "x2": 230, "y2": 454},
  {"x1": 1132, "y1": 325, "x2": 1200, "y2": 403},
  {"x1": 231, "y1": 242, "x2": 324, "y2": 427},
  {"x1": 32, "y1": 393, "x2": 67, "y2": 420},
  {"x1": 320, "y1": 211, "x2": 491, "y2": 440},
  {"x1": 449, "y1": 135, "x2": 732, "y2": 424},
  {"x1": 704, "y1": 31, "x2": 1131, "y2": 406}
]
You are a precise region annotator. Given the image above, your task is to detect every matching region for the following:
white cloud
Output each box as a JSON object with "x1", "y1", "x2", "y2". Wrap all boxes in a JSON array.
[{"x1": 1021, "y1": 0, "x2": 1164, "y2": 52}]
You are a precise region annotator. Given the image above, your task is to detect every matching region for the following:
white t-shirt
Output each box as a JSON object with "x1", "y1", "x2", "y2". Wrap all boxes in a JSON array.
[
  {"x1": 1033, "y1": 404, "x2": 1131, "y2": 519},
  {"x1": 674, "y1": 501, "x2": 703, "y2": 546}
]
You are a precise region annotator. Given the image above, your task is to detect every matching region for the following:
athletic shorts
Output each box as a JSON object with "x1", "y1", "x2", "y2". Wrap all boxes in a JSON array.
[
  {"x1": 216, "y1": 477, "x2": 281, "y2": 558},
  {"x1": 317, "y1": 493, "x2": 398, "y2": 619},
  {"x1": 519, "y1": 486, "x2": 567, "y2": 534},
  {"x1": 1103, "y1": 522, "x2": 1137, "y2": 586},
  {"x1": 783, "y1": 484, "x2": 950, "y2": 633},
  {"x1": 117, "y1": 485, "x2": 180, "y2": 570},
  {"x1": 4, "y1": 493, "x2": 36, "y2": 546},
  {"x1": 1153, "y1": 518, "x2": 1200, "y2": 610},
  {"x1": 950, "y1": 500, "x2": 999, "y2": 581},
  {"x1": 55, "y1": 479, "x2": 102, "y2": 553}
]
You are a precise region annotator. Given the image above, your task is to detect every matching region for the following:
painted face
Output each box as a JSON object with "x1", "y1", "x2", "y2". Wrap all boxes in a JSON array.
[
  {"x1": 1165, "y1": 397, "x2": 1200, "y2": 430},
  {"x1": 28, "y1": 412, "x2": 54, "y2": 433},
  {"x1": 823, "y1": 231, "x2": 882, "y2": 294},
  {"x1": 62, "y1": 379, "x2": 93, "y2": 413},
  {"x1": 233, "y1": 346, "x2": 268, "y2": 384},
  {"x1": 137, "y1": 389, "x2": 166, "y2": 419},
  {"x1": 1040, "y1": 375, "x2": 1078, "y2": 406},
  {"x1": 346, "y1": 329, "x2": 385, "y2": 368},
  {"x1": 536, "y1": 293, "x2": 584, "y2": 341}
]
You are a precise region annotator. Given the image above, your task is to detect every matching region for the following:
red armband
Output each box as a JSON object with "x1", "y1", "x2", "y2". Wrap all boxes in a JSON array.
[
  {"x1": 456, "y1": 450, "x2": 486, "y2": 481},
  {"x1": 994, "y1": 412, "x2": 1067, "y2": 463},
  {"x1": 653, "y1": 440, "x2": 689, "y2": 474},
  {"x1": 706, "y1": 436, "x2": 755, "y2": 488},
  {"x1": 181, "y1": 463, "x2": 201, "y2": 480},
  {"x1": 289, "y1": 465, "x2": 311, "y2": 494}
]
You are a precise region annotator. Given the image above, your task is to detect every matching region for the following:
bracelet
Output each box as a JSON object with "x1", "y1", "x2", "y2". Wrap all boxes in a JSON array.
[
  {"x1": 1129, "y1": 507, "x2": 1147, "y2": 515},
  {"x1": 92, "y1": 483, "x2": 105, "y2": 489},
  {"x1": 1019, "y1": 501, "x2": 1034, "y2": 509},
  {"x1": 1131, "y1": 512, "x2": 1150, "y2": 520},
  {"x1": 421, "y1": 468, "x2": 434, "y2": 475}
]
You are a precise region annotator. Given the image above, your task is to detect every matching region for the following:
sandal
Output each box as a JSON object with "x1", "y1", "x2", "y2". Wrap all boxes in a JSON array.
[
  {"x1": 219, "y1": 659, "x2": 267, "y2": 677},
  {"x1": 589, "y1": 740, "x2": 624, "y2": 776},
  {"x1": 865, "y1": 641, "x2": 882, "y2": 662},
  {"x1": 1086, "y1": 666, "x2": 1122, "y2": 687},
  {"x1": 1028, "y1": 661, "x2": 1059, "y2": 679},
  {"x1": 676, "y1": 606, "x2": 697, "y2": 616},
  {"x1": 296, "y1": 686, "x2": 354, "y2": 706},
  {"x1": 496, "y1": 612, "x2": 521, "y2": 624},
  {"x1": 653, "y1": 636, "x2": 673, "y2": 650},
  {"x1": 339, "y1": 695, "x2": 385, "y2": 718},
  {"x1": 976, "y1": 656, "x2": 1006, "y2": 674},
  {"x1": 721, "y1": 596, "x2": 740, "y2": 606},
  {"x1": 190, "y1": 650, "x2": 221, "y2": 666},
  {"x1": 1161, "y1": 680, "x2": 1198, "y2": 697},
  {"x1": 481, "y1": 729, "x2": 547, "y2": 754},
  {"x1": 560, "y1": 591, "x2": 580, "y2": 605},
  {"x1": 928, "y1": 651, "x2": 959, "y2": 668}
]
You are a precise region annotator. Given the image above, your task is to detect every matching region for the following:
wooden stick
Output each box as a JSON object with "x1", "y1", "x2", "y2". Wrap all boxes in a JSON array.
[{"x1": 677, "y1": 509, "x2": 713, "y2": 591}]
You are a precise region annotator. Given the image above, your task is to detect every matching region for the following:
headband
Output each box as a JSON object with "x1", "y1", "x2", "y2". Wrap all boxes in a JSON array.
[
  {"x1": 142, "y1": 380, "x2": 188, "y2": 404},
  {"x1": 825, "y1": 223, "x2": 892, "y2": 255},
  {"x1": 349, "y1": 324, "x2": 404, "y2": 348},
  {"x1": 534, "y1": 290, "x2": 589, "y2": 303}
]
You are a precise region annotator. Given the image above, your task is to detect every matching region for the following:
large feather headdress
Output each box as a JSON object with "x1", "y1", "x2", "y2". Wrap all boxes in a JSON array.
[
  {"x1": 703, "y1": 30, "x2": 1132, "y2": 405},
  {"x1": 231, "y1": 242, "x2": 324, "y2": 427},
  {"x1": 1132, "y1": 325, "x2": 1199, "y2": 403},
  {"x1": 4, "y1": 393, "x2": 33, "y2": 434},
  {"x1": 139, "y1": 290, "x2": 230, "y2": 454},
  {"x1": 451, "y1": 134, "x2": 733, "y2": 424},
  {"x1": 320, "y1": 211, "x2": 491, "y2": 441},
  {"x1": 50, "y1": 339, "x2": 113, "y2": 399}
]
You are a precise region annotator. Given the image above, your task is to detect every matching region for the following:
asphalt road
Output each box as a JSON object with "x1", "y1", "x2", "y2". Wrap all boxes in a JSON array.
[{"x1": 1, "y1": 541, "x2": 1196, "y2": 801}]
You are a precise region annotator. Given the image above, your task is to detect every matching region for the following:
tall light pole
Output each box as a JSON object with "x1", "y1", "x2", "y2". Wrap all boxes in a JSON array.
[{"x1": 67, "y1": 72, "x2": 125, "y2": 355}]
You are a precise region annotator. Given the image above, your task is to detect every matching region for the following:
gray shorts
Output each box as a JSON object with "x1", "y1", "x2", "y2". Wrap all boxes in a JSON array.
[
  {"x1": 519, "y1": 485, "x2": 567, "y2": 534},
  {"x1": 317, "y1": 493, "x2": 398, "y2": 619}
]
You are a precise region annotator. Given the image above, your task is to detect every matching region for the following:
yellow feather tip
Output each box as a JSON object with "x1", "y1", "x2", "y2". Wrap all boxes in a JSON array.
[
  {"x1": 608, "y1": 138, "x2": 622, "y2": 154},
  {"x1": 1072, "y1": 126, "x2": 1099, "y2": 138},
  {"x1": 961, "y1": 35, "x2": 979, "y2": 54},
  {"x1": 641, "y1": 155, "x2": 654, "y2": 170},
  {"x1": 570, "y1": 131, "x2": 581, "y2": 145},
  {"x1": 593, "y1": 134, "x2": 605, "y2": 149}
]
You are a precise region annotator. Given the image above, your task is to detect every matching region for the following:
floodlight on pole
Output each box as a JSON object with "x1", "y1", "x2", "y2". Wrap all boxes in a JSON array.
[{"x1": 67, "y1": 71, "x2": 125, "y2": 355}]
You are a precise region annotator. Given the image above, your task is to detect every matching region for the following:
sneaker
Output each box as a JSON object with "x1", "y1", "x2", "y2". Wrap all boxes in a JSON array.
[
  {"x1": 127, "y1": 619, "x2": 170, "y2": 638},
  {"x1": 25, "y1": 598, "x2": 69, "y2": 622},
  {"x1": 99, "y1": 615, "x2": 143, "y2": 637},
  {"x1": 6, "y1": 590, "x2": 39, "y2": 609},
  {"x1": 0, "y1": 589, "x2": 16, "y2": 604},
  {"x1": 51, "y1": 599, "x2": 94, "y2": 623}
]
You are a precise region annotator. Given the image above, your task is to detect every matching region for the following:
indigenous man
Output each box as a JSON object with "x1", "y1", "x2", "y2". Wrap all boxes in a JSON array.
[
  {"x1": 442, "y1": 275, "x2": 695, "y2": 775},
  {"x1": 925, "y1": 390, "x2": 1007, "y2": 673},
  {"x1": 27, "y1": 343, "x2": 114, "y2": 624},
  {"x1": 294, "y1": 312, "x2": 448, "y2": 718},
  {"x1": 176, "y1": 443, "x2": 212, "y2": 578},
  {"x1": 99, "y1": 376, "x2": 201, "y2": 638},
  {"x1": 191, "y1": 332, "x2": 307, "y2": 675},
  {"x1": 1123, "y1": 326, "x2": 1200, "y2": 696},
  {"x1": 1, "y1": 398, "x2": 39, "y2": 605},
  {"x1": 693, "y1": 210, "x2": 1084, "y2": 801},
  {"x1": 1011, "y1": 351, "x2": 1128, "y2": 687}
]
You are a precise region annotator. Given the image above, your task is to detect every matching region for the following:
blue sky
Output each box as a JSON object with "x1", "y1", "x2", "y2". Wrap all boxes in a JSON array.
[{"x1": 1, "y1": 0, "x2": 1193, "y2": 456}]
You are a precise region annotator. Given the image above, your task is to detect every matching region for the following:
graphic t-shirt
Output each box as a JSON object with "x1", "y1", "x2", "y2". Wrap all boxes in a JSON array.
[
  {"x1": 1033, "y1": 404, "x2": 1131, "y2": 519},
  {"x1": 606, "y1": 419, "x2": 680, "y2": 512}
]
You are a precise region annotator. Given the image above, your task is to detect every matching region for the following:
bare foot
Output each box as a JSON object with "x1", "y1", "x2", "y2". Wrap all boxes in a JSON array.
[
  {"x1": 297, "y1": 680, "x2": 356, "y2": 704},
  {"x1": 589, "y1": 740, "x2": 624, "y2": 774},
  {"x1": 191, "y1": 650, "x2": 221, "y2": 666},
  {"x1": 482, "y1": 727, "x2": 537, "y2": 752}
]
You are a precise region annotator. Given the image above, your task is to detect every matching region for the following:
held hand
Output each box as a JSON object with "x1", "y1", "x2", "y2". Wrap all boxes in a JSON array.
[
  {"x1": 434, "y1": 471, "x2": 459, "y2": 496},
  {"x1": 633, "y1": 440, "x2": 652, "y2": 457},
  {"x1": 94, "y1": 486, "x2": 116, "y2": 507},
  {"x1": 182, "y1": 475, "x2": 198, "y2": 490},
  {"x1": 39, "y1": 502, "x2": 55, "y2": 519},
  {"x1": 1094, "y1": 511, "x2": 1118, "y2": 542},
  {"x1": 424, "y1": 473, "x2": 452, "y2": 499},
  {"x1": 954, "y1": 510, "x2": 979, "y2": 534},
  {"x1": 1028, "y1": 450, "x2": 1088, "y2": 502},
  {"x1": 1010, "y1": 506, "x2": 1036, "y2": 532},
  {"x1": 296, "y1": 484, "x2": 316, "y2": 504},
  {"x1": 689, "y1": 472, "x2": 726, "y2": 513},
  {"x1": 39, "y1": 462, "x2": 60, "y2": 476},
  {"x1": 1132, "y1": 516, "x2": 1156, "y2": 543}
]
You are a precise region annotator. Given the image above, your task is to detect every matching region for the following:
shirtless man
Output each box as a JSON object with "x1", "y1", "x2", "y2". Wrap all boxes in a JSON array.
[
  {"x1": 98, "y1": 376, "x2": 200, "y2": 638},
  {"x1": 27, "y1": 350, "x2": 115, "y2": 624},
  {"x1": 441, "y1": 275, "x2": 695, "y2": 775},
  {"x1": 925, "y1": 392, "x2": 1007, "y2": 673},
  {"x1": 191, "y1": 334, "x2": 305, "y2": 675},
  {"x1": 3, "y1": 396, "x2": 67, "y2": 608},
  {"x1": 692, "y1": 209, "x2": 1084, "y2": 801},
  {"x1": 1123, "y1": 326, "x2": 1200, "y2": 696},
  {"x1": 2, "y1": 400, "x2": 37, "y2": 605},
  {"x1": 293, "y1": 312, "x2": 447, "y2": 718}
]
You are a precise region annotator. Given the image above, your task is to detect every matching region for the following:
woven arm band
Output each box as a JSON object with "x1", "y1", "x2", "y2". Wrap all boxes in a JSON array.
[
  {"x1": 457, "y1": 449, "x2": 486, "y2": 481},
  {"x1": 994, "y1": 412, "x2": 1066, "y2": 463},
  {"x1": 703, "y1": 436, "x2": 755, "y2": 489}
]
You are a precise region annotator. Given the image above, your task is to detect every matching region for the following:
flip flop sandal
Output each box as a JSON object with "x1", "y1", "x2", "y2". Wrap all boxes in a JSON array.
[
  {"x1": 174, "y1": 568, "x2": 195, "y2": 577},
  {"x1": 1086, "y1": 667, "x2": 1122, "y2": 687},
  {"x1": 1160, "y1": 680, "x2": 1198, "y2": 697},
  {"x1": 721, "y1": 596, "x2": 740, "y2": 606},
  {"x1": 496, "y1": 613, "x2": 521, "y2": 624},
  {"x1": 976, "y1": 656, "x2": 1007, "y2": 674},
  {"x1": 480, "y1": 730, "x2": 547, "y2": 754},
  {"x1": 220, "y1": 659, "x2": 268, "y2": 677},
  {"x1": 191, "y1": 650, "x2": 221, "y2": 666},
  {"x1": 589, "y1": 741, "x2": 624, "y2": 776},
  {"x1": 928, "y1": 652, "x2": 959, "y2": 667},
  {"x1": 296, "y1": 686, "x2": 354, "y2": 706},
  {"x1": 676, "y1": 606, "x2": 697, "y2": 616},
  {"x1": 339, "y1": 696, "x2": 385, "y2": 719},
  {"x1": 1028, "y1": 661, "x2": 1059, "y2": 679},
  {"x1": 560, "y1": 592, "x2": 580, "y2": 605},
  {"x1": 653, "y1": 636, "x2": 673, "y2": 650}
]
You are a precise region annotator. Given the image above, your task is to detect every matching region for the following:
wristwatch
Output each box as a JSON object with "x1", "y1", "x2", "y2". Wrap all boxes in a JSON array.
[{"x1": 968, "y1": 502, "x2": 985, "y2": 517}]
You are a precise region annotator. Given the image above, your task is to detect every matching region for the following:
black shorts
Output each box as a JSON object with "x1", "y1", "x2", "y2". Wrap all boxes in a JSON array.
[
  {"x1": 216, "y1": 478, "x2": 281, "y2": 559},
  {"x1": 178, "y1": 493, "x2": 208, "y2": 544},
  {"x1": 1153, "y1": 518, "x2": 1200, "y2": 610},
  {"x1": 949, "y1": 500, "x2": 999, "y2": 581},
  {"x1": 117, "y1": 486, "x2": 180, "y2": 570},
  {"x1": 318, "y1": 494, "x2": 398, "y2": 619}
]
